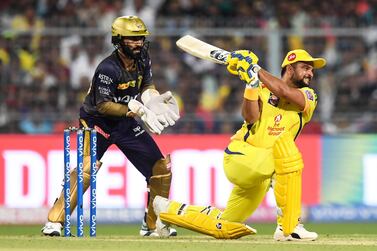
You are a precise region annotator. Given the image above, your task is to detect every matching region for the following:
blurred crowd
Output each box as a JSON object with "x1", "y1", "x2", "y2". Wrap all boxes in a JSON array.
[{"x1": 1, "y1": 0, "x2": 377, "y2": 134}]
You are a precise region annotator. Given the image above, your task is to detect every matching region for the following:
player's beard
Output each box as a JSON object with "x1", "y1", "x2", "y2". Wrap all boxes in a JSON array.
[
  {"x1": 131, "y1": 46, "x2": 142, "y2": 56},
  {"x1": 292, "y1": 74, "x2": 311, "y2": 88},
  {"x1": 122, "y1": 41, "x2": 144, "y2": 59},
  {"x1": 293, "y1": 79, "x2": 307, "y2": 88}
]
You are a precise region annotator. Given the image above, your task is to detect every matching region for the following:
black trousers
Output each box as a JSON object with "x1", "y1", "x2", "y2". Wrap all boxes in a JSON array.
[{"x1": 79, "y1": 108, "x2": 164, "y2": 183}]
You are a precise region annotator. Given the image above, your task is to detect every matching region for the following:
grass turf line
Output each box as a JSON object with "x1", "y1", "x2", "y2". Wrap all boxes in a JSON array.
[{"x1": 0, "y1": 223, "x2": 376, "y2": 251}]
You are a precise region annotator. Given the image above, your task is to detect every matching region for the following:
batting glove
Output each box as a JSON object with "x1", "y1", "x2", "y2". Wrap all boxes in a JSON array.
[
  {"x1": 237, "y1": 62, "x2": 261, "y2": 88},
  {"x1": 127, "y1": 99, "x2": 165, "y2": 134},
  {"x1": 226, "y1": 50, "x2": 259, "y2": 75}
]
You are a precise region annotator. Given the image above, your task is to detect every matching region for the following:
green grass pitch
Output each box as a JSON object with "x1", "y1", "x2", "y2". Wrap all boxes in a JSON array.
[{"x1": 0, "y1": 223, "x2": 377, "y2": 251}]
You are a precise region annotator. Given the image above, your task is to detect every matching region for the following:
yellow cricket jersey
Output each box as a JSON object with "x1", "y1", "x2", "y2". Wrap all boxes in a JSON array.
[{"x1": 231, "y1": 85, "x2": 317, "y2": 148}]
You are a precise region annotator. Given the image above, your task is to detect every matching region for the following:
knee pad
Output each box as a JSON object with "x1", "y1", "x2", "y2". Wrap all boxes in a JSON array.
[
  {"x1": 48, "y1": 157, "x2": 102, "y2": 223},
  {"x1": 273, "y1": 132, "x2": 303, "y2": 236},
  {"x1": 146, "y1": 155, "x2": 172, "y2": 230}
]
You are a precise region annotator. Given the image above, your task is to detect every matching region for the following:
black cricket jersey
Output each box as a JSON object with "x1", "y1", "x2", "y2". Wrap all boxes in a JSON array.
[{"x1": 81, "y1": 50, "x2": 153, "y2": 118}]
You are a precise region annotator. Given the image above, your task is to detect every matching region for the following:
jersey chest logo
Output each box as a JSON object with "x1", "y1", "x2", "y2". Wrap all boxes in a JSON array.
[
  {"x1": 117, "y1": 81, "x2": 136, "y2": 90},
  {"x1": 274, "y1": 114, "x2": 282, "y2": 123},
  {"x1": 268, "y1": 93, "x2": 280, "y2": 107},
  {"x1": 117, "y1": 75, "x2": 143, "y2": 90}
]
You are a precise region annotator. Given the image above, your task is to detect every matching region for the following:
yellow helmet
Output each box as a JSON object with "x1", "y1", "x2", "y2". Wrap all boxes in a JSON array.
[{"x1": 111, "y1": 16, "x2": 150, "y2": 37}]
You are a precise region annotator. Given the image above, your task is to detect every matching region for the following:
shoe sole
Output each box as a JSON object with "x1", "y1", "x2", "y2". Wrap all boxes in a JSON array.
[
  {"x1": 42, "y1": 231, "x2": 61, "y2": 237},
  {"x1": 274, "y1": 236, "x2": 317, "y2": 241}
]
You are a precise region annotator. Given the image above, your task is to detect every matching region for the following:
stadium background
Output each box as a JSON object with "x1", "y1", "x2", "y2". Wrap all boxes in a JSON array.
[{"x1": 1, "y1": 0, "x2": 377, "y2": 226}]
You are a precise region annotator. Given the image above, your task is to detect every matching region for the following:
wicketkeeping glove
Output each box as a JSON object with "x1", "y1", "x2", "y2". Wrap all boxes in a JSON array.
[
  {"x1": 127, "y1": 99, "x2": 165, "y2": 134},
  {"x1": 237, "y1": 61, "x2": 261, "y2": 88},
  {"x1": 144, "y1": 91, "x2": 180, "y2": 127},
  {"x1": 226, "y1": 50, "x2": 259, "y2": 75}
]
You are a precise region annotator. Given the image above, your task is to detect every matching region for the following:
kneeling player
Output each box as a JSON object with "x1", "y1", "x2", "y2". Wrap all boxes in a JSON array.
[{"x1": 153, "y1": 49, "x2": 325, "y2": 240}]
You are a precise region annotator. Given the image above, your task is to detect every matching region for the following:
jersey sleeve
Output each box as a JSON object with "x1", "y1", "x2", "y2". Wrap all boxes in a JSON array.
[
  {"x1": 299, "y1": 87, "x2": 318, "y2": 123},
  {"x1": 92, "y1": 63, "x2": 119, "y2": 105}
]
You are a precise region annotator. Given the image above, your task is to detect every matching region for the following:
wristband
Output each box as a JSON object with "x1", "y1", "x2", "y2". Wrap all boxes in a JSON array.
[{"x1": 243, "y1": 88, "x2": 259, "y2": 101}]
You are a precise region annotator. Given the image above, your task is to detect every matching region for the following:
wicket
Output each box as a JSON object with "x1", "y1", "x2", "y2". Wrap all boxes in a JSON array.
[{"x1": 63, "y1": 127, "x2": 97, "y2": 237}]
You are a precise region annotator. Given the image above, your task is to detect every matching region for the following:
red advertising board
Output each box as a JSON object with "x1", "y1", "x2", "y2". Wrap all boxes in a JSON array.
[{"x1": 0, "y1": 134, "x2": 321, "y2": 209}]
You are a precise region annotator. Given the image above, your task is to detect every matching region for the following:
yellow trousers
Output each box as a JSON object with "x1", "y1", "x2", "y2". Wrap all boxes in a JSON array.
[
  {"x1": 166, "y1": 140, "x2": 274, "y2": 224},
  {"x1": 221, "y1": 140, "x2": 274, "y2": 222}
]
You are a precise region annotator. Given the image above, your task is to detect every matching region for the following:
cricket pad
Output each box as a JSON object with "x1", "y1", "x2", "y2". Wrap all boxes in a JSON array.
[
  {"x1": 48, "y1": 156, "x2": 101, "y2": 223},
  {"x1": 147, "y1": 155, "x2": 172, "y2": 230},
  {"x1": 160, "y1": 211, "x2": 256, "y2": 239},
  {"x1": 273, "y1": 132, "x2": 303, "y2": 236}
]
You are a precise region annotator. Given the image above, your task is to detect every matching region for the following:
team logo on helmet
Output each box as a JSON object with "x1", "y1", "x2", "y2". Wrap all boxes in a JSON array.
[{"x1": 288, "y1": 53, "x2": 296, "y2": 61}]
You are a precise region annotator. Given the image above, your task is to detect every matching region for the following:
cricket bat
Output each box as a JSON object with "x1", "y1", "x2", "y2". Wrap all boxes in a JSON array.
[{"x1": 176, "y1": 35, "x2": 230, "y2": 65}]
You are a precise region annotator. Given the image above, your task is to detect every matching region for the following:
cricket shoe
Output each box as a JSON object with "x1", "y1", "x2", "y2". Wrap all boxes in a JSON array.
[
  {"x1": 153, "y1": 195, "x2": 177, "y2": 237},
  {"x1": 41, "y1": 222, "x2": 62, "y2": 236},
  {"x1": 273, "y1": 224, "x2": 318, "y2": 241},
  {"x1": 139, "y1": 218, "x2": 177, "y2": 237}
]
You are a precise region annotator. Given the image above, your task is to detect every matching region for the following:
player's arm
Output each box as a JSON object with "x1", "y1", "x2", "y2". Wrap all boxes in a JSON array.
[
  {"x1": 226, "y1": 50, "x2": 262, "y2": 123},
  {"x1": 258, "y1": 69, "x2": 306, "y2": 111},
  {"x1": 227, "y1": 50, "x2": 306, "y2": 111},
  {"x1": 235, "y1": 57, "x2": 261, "y2": 123},
  {"x1": 97, "y1": 102, "x2": 128, "y2": 116},
  {"x1": 90, "y1": 65, "x2": 163, "y2": 134},
  {"x1": 241, "y1": 94, "x2": 260, "y2": 124}
]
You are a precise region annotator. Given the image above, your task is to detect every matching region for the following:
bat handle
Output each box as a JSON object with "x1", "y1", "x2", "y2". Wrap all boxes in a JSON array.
[{"x1": 210, "y1": 50, "x2": 230, "y2": 65}]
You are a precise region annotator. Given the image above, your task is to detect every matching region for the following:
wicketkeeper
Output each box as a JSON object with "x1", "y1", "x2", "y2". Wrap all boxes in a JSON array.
[
  {"x1": 42, "y1": 16, "x2": 179, "y2": 237},
  {"x1": 153, "y1": 49, "x2": 326, "y2": 241}
]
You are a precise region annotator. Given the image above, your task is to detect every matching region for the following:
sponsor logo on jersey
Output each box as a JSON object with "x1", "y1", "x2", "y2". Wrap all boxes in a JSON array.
[
  {"x1": 137, "y1": 75, "x2": 143, "y2": 89},
  {"x1": 98, "y1": 74, "x2": 113, "y2": 85},
  {"x1": 288, "y1": 53, "x2": 296, "y2": 61},
  {"x1": 132, "y1": 125, "x2": 145, "y2": 137},
  {"x1": 274, "y1": 114, "x2": 282, "y2": 123},
  {"x1": 98, "y1": 86, "x2": 110, "y2": 95},
  {"x1": 94, "y1": 125, "x2": 110, "y2": 139},
  {"x1": 267, "y1": 126, "x2": 285, "y2": 136},
  {"x1": 305, "y1": 90, "x2": 314, "y2": 101},
  {"x1": 268, "y1": 114, "x2": 285, "y2": 135},
  {"x1": 113, "y1": 94, "x2": 138, "y2": 103},
  {"x1": 117, "y1": 81, "x2": 136, "y2": 90},
  {"x1": 268, "y1": 93, "x2": 280, "y2": 107}
]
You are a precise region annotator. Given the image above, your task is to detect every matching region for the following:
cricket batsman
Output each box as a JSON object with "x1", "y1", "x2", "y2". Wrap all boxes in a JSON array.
[
  {"x1": 41, "y1": 16, "x2": 179, "y2": 237},
  {"x1": 153, "y1": 49, "x2": 326, "y2": 241}
]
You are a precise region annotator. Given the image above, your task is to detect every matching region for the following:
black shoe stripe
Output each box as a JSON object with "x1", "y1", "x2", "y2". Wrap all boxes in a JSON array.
[
  {"x1": 291, "y1": 233, "x2": 301, "y2": 239},
  {"x1": 177, "y1": 204, "x2": 186, "y2": 215},
  {"x1": 169, "y1": 232, "x2": 178, "y2": 237}
]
